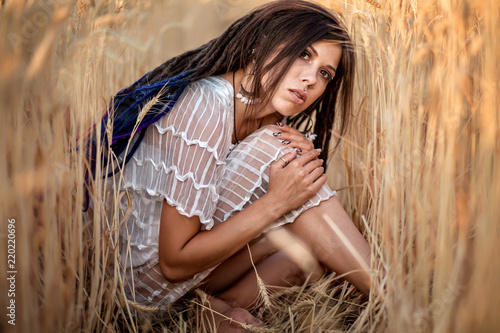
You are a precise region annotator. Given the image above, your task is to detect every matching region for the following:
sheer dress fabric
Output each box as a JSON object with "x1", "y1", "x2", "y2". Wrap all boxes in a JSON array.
[{"x1": 117, "y1": 76, "x2": 336, "y2": 309}]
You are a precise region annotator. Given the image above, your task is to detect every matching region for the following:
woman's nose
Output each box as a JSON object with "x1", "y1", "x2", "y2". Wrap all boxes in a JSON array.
[{"x1": 302, "y1": 68, "x2": 317, "y2": 87}]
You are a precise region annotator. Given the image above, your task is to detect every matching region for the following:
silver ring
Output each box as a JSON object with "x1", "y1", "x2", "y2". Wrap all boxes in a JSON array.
[
  {"x1": 304, "y1": 133, "x2": 317, "y2": 141},
  {"x1": 279, "y1": 157, "x2": 287, "y2": 164}
]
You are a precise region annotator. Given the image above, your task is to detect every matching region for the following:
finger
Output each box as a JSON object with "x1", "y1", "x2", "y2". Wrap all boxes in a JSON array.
[
  {"x1": 300, "y1": 169, "x2": 327, "y2": 196},
  {"x1": 302, "y1": 158, "x2": 324, "y2": 173},
  {"x1": 301, "y1": 161, "x2": 324, "y2": 184},
  {"x1": 289, "y1": 148, "x2": 321, "y2": 166},
  {"x1": 275, "y1": 150, "x2": 298, "y2": 167},
  {"x1": 273, "y1": 131, "x2": 302, "y2": 140},
  {"x1": 304, "y1": 164, "x2": 325, "y2": 183},
  {"x1": 275, "y1": 131, "x2": 314, "y2": 143},
  {"x1": 275, "y1": 123, "x2": 304, "y2": 136},
  {"x1": 273, "y1": 131, "x2": 315, "y2": 150},
  {"x1": 280, "y1": 139, "x2": 315, "y2": 152},
  {"x1": 311, "y1": 172, "x2": 327, "y2": 187}
]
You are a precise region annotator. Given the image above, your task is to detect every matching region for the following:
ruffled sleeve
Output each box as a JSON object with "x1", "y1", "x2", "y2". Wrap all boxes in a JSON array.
[{"x1": 120, "y1": 77, "x2": 234, "y2": 230}]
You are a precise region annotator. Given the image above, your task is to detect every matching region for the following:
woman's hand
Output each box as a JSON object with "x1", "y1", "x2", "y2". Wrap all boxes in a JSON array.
[
  {"x1": 265, "y1": 148, "x2": 327, "y2": 218},
  {"x1": 272, "y1": 122, "x2": 316, "y2": 153}
]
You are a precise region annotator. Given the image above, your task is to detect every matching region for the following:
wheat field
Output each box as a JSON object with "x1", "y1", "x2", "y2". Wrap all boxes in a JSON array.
[{"x1": 0, "y1": 0, "x2": 498, "y2": 332}]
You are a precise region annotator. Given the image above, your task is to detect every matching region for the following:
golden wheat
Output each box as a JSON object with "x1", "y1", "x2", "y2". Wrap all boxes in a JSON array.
[{"x1": 0, "y1": 0, "x2": 498, "y2": 332}]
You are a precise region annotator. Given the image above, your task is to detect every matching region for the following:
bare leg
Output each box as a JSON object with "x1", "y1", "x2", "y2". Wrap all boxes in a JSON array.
[
  {"x1": 203, "y1": 239, "x2": 317, "y2": 331},
  {"x1": 218, "y1": 248, "x2": 305, "y2": 309},
  {"x1": 284, "y1": 195, "x2": 372, "y2": 295},
  {"x1": 201, "y1": 196, "x2": 370, "y2": 332}
]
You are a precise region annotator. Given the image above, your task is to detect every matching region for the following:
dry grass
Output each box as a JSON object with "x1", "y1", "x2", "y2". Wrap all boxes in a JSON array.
[{"x1": 0, "y1": 0, "x2": 499, "y2": 332}]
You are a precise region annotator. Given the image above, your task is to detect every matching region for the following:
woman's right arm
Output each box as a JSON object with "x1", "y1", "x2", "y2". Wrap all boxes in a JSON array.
[{"x1": 158, "y1": 148, "x2": 326, "y2": 282}]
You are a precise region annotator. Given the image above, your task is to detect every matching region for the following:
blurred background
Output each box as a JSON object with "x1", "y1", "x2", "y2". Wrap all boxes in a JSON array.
[{"x1": 0, "y1": 0, "x2": 499, "y2": 332}]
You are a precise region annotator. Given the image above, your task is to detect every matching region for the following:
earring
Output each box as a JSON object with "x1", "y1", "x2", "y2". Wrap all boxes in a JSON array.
[
  {"x1": 236, "y1": 73, "x2": 261, "y2": 104},
  {"x1": 240, "y1": 74, "x2": 257, "y2": 97}
]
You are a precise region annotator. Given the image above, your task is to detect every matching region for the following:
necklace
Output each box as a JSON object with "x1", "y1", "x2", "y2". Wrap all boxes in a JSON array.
[{"x1": 232, "y1": 71, "x2": 263, "y2": 144}]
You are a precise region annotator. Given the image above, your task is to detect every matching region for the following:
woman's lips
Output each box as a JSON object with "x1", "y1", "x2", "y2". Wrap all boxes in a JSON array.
[{"x1": 289, "y1": 89, "x2": 307, "y2": 105}]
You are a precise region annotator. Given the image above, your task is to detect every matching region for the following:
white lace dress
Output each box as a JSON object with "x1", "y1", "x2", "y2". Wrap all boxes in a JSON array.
[{"x1": 117, "y1": 76, "x2": 336, "y2": 309}]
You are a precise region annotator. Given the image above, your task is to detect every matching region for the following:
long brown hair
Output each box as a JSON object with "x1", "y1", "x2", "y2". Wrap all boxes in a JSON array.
[{"x1": 136, "y1": 0, "x2": 355, "y2": 165}]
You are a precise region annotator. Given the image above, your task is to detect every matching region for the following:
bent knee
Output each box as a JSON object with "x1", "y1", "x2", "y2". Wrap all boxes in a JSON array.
[{"x1": 230, "y1": 125, "x2": 293, "y2": 163}]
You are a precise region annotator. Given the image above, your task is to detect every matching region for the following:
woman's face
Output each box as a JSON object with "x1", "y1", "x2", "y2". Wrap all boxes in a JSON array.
[{"x1": 264, "y1": 40, "x2": 342, "y2": 117}]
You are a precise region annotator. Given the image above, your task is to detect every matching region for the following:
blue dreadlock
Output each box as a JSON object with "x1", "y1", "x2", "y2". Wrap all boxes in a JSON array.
[{"x1": 83, "y1": 70, "x2": 193, "y2": 210}]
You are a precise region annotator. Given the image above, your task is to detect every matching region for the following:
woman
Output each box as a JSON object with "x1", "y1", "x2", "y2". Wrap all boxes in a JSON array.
[{"x1": 88, "y1": 0, "x2": 371, "y2": 330}]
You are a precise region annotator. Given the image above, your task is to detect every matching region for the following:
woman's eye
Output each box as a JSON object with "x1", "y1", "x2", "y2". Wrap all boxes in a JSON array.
[
  {"x1": 320, "y1": 69, "x2": 332, "y2": 80},
  {"x1": 300, "y1": 51, "x2": 311, "y2": 61}
]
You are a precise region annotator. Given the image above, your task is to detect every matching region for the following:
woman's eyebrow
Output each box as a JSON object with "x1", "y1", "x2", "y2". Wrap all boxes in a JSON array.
[{"x1": 309, "y1": 45, "x2": 337, "y2": 73}]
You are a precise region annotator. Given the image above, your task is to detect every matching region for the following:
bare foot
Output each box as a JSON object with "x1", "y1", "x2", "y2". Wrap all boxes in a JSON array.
[{"x1": 204, "y1": 296, "x2": 264, "y2": 332}]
